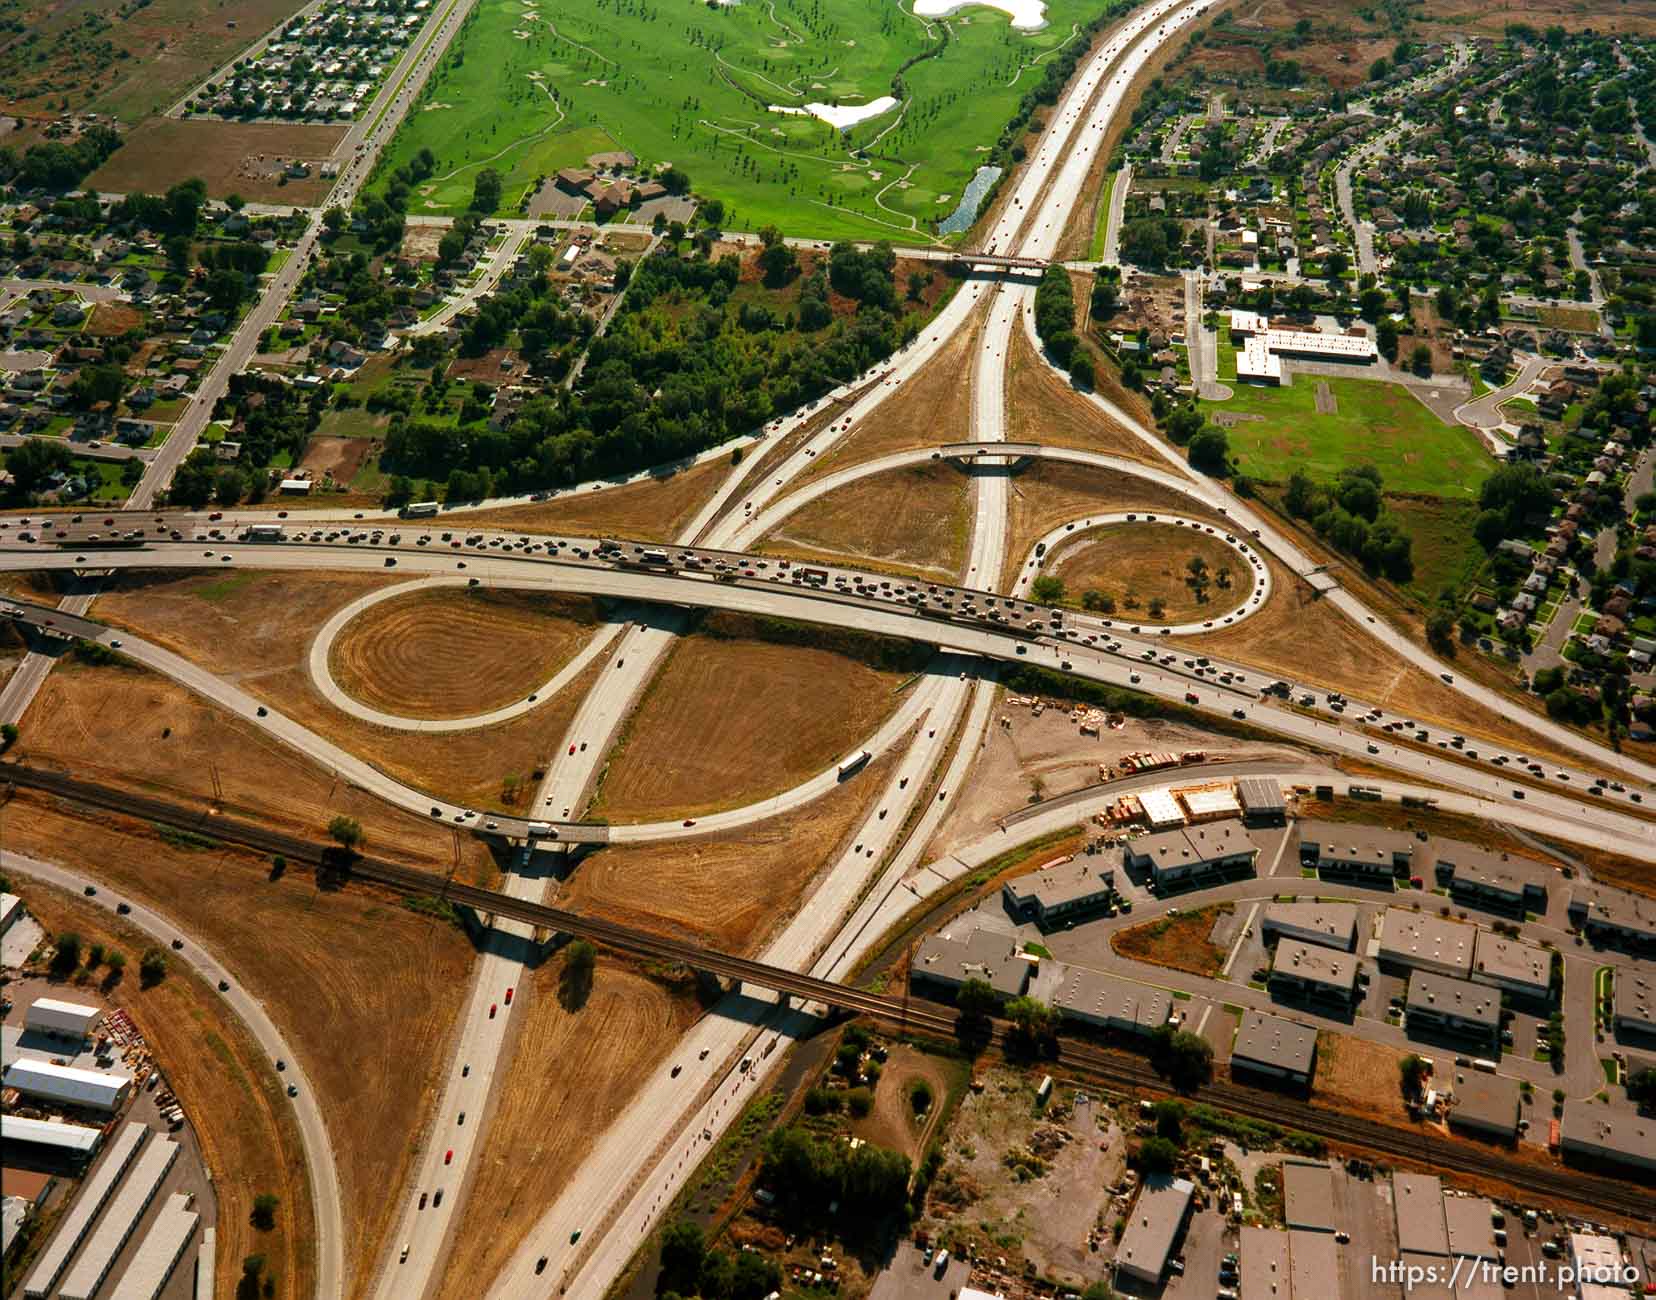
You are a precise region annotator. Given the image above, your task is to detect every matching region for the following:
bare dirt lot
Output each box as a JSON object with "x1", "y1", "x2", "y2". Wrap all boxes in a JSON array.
[
  {"x1": 3, "y1": 803, "x2": 474, "y2": 1298},
  {"x1": 562, "y1": 750, "x2": 896, "y2": 955},
  {"x1": 758, "y1": 462, "x2": 970, "y2": 583},
  {"x1": 1311, "y1": 1030, "x2": 1408, "y2": 1125},
  {"x1": 87, "y1": 118, "x2": 348, "y2": 204},
  {"x1": 594, "y1": 613, "x2": 922, "y2": 822},
  {"x1": 329, "y1": 588, "x2": 599, "y2": 720},
  {"x1": 1049, "y1": 523, "x2": 1255, "y2": 623},
  {"x1": 846, "y1": 1045, "x2": 964, "y2": 1166},
  {"x1": 462, "y1": 455, "x2": 730, "y2": 542},
  {"x1": 298, "y1": 435, "x2": 378, "y2": 489},
  {"x1": 1112, "y1": 903, "x2": 1234, "y2": 976},
  {"x1": 18, "y1": 880, "x2": 316, "y2": 1300},
  {"x1": 434, "y1": 951, "x2": 699, "y2": 1300}
]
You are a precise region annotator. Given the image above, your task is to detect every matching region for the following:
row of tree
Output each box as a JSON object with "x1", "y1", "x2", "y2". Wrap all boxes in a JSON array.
[{"x1": 1282, "y1": 464, "x2": 1414, "y2": 582}]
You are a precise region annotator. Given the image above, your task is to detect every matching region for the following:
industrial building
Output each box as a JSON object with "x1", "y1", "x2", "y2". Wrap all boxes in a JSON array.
[
  {"x1": 1, "y1": 1115, "x2": 103, "y2": 1163},
  {"x1": 1559, "y1": 1100, "x2": 1656, "y2": 1174},
  {"x1": 1376, "y1": 908, "x2": 1476, "y2": 977},
  {"x1": 1001, "y1": 859, "x2": 1115, "y2": 931},
  {"x1": 0, "y1": 891, "x2": 22, "y2": 937},
  {"x1": 1569, "y1": 1233, "x2": 1633, "y2": 1300},
  {"x1": 1392, "y1": 1172, "x2": 1449, "y2": 1256},
  {"x1": 1268, "y1": 939, "x2": 1359, "y2": 1008},
  {"x1": 1433, "y1": 843, "x2": 1549, "y2": 914},
  {"x1": 1236, "y1": 777, "x2": 1287, "y2": 827},
  {"x1": 1613, "y1": 971, "x2": 1656, "y2": 1037},
  {"x1": 24, "y1": 997, "x2": 101, "y2": 1041},
  {"x1": 1114, "y1": 1175, "x2": 1194, "y2": 1284},
  {"x1": 909, "y1": 927, "x2": 1031, "y2": 1001},
  {"x1": 1404, "y1": 971, "x2": 1501, "y2": 1051},
  {"x1": 1288, "y1": 1229, "x2": 1340, "y2": 1300},
  {"x1": 1125, "y1": 818, "x2": 1257, "y2": 889},
  {"x1": 23, "y1": 1123, "x2": 148, "y2": 1299},
  {"x1": 1443, "y1": 1195, "x2": 1500, "y2": 1260},
  {"x1": 1567, "y1": 883, "x2": 1656, "y2": 953},
  {"x1": 1445, "y1": 1069, "x2": 1521, "y2": 1142},
  {"x1": 1175, "y1": 784, "x2": 1242, "y2": 822},
  {"x1": 109, "y1": 1191, "x2": 198, "y2": 1300},
  {"x1": 1281, "y1": 1159, "x2": 1336, "y2": 1232},
  {"x1": 57, "y1": 1138, "x2": 180, "y2": 1300},
  {"x1": 1138, "y1": 787, "x2": 1186, "y2": 829},
  {"x1": 1261, "y1": 901, "x2": 1357, "y2": 951},
  {"x1": 1240, "y1": 1226, "x2": 1291, "y2": 1300},
  {"x1": 1297, "y1": 819, "x2": 1414, "y2": 882},
  {"x1": 1469, "y1": 931, "x2": 1551, "y2": 1002},
  {"x1": 2, "y1": 1058, "x2": 132, "y2": 1112},
  {"x1": 196, "y1": 1226, "x2": 216, "y2": 1300},
  {"x1": 1041, "y1": 962, "x2": 1178, "y2": 1036},
  {"x1": 1230, "y1": 1010, "x2": 1318, "y2": 1085}
]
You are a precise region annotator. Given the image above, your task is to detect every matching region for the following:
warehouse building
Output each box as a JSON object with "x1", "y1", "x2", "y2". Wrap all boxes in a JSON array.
[
  {"x1": 1567, "y1": 883, "x2": 1656, "y2": 954},
  {"x1": 109, "y1": 1191, "x2": 198, "y2": 1300},
  {"x1": 1114, "y1": 1175, "x2": 1194, "y2": 1285},
  {"x1": 1298, "y1": 819, "x2": 1414, "y2": 882},
  {"x1": 2, "y1": 1058, "x2": 132, "y2": 1112},
  {"x1": 1433, "y1": 843, "x2": 1549, "y2": 914},
  {"x1": 1393, "y1": 1172, "x2": 1449, "y2": 1256},
  {"x1": 1237, "y1": 777, "x2": 1287, "y2": 827},
  {"x1": 1240, "y1": 1225, "x2": 1290, "y2": 1300},
  {"x1": 1559, "y1": 1100, "x2": 1656, "y2": 1174},
  {"x1": 1262, "y1": 901, "x2": 1357, "y2": 951},
  {"x1": 1569, "y1": 1233, "x2": 1632, "y2": 1300},
  {"x1": 1139, "y1": 788, "x2": 1186, "y2": 829},
  {"x1": 910, "y1": 927, "x2": 1031, "y2": 1002},
  {"x1": 23, "y1": 1123, "x2": 148, "y2": 1299},
  {"x1": 1469, "y1": 931, "x2": 1551, "y2": 1003},
  {"x1": 25, "y1": 997, "x2": 101, "y2": 1041},
  {"x1": 1, "y1": 1115, "x2": 103, "y2": 1164},
  {"x1": 1231, "y1": 1010, "x2": 1318, "y2": 1086},
  {"x1": 1376, "y1": 908, "x2": 1475, "y2": 977},
  {"x1": 1125, "y1": 818, "x2": 1257, "y2": 889},
  {"x1": 1269, "y1": 939, "x2": 1359, "y2": 1009},
  {"x1": 1176, "y1": 784, "x2": 1242, "y2": 823},
  {"x1": 1288, "y1": 1228, "x2": 1340, "y2": 1300},
  {"x1": 1001, "y1": 859, "x2": 1115, "y2": 931},
  {"x1": 1281, "y1": 1159, "x2": 1336, "y2": 1232},
  {"x1": 1445, "y1": 1069, "x2": 1521, "y2": 1142},
  {"x1": 1613, "y1": 971, "x2": 1656, "y2": 1037},
  {"x1": 1443, "y1": 1195, "x2": 1500, "y2": 1260},
  {"x1": 1405, "y1": 972, "x2": 1501, "y2": 1052},
  {"x1": 57, "y1": 1138, "x2": 180, "y2": 1300},
  {"x1": 1042, "y1": 962, "x2": 1178, "y2": 1036},
  {"x1": 195, "y1": 1226, "x2": 216, "y2": 1300},
  {"x1": 0, "y1": 891, "x2": 21, "y2": 937}
]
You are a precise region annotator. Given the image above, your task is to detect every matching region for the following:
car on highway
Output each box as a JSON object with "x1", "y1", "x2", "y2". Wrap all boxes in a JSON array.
[{"x1": 489, "y1": 1003, "x2": 497, "y2": 1018}]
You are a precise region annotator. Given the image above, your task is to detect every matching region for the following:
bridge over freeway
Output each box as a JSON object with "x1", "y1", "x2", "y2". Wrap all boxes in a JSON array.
[
  {"x1": 935, "y1": 441, "x2": 1047, "y2": 461},
  {"x1": 944, "y1": 251, "x2": 1050, "y2": 275}
]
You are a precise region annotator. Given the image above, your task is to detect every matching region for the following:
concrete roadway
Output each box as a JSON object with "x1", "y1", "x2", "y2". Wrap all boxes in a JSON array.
[
  {"x1": 0, "y1": 849, "x2": 347, "y2": 1300},
  {"x1": 1456, "y1": 353, "x2": 1549, "y2": 432}
]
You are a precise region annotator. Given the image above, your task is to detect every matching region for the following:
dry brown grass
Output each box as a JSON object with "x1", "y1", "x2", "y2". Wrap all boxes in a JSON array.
[
  {"x1": 999, "y1": 459, "x2": 1234, "y2": 588},
  {"x1": 1310, "y1": 1031, "x2": 1409, "y2": 1124},
  {"x1": 594, "y1": 612, "x2": 917, "y2": 822},
  {"x1": 564, "y1": 750, "x2": 896, "y2": 954},
  {"x1": 1110, "y1": 903, "x2": 1233, "y2": 976},
  {"x1": 86, "y1": 119, "x2": 348, "y2": 204},
  {"x1": 433, "y1": 953, "x2": 699, "y2": 1300},
  {"x1": 460, "y1": 456, "x2": 729, "y2": 542},
  {"x1": 1004, "y1": 321, "x2": 1164, "y2": 466},
  {"x1": 1049, "y1": 523, "x2": 1254, "y2": 623},
  {"x1": 13, "y1": 659, "x2": 509, "y2": 872},
  {"x1": 3, "y1": 802, "x2": 474, "y2": 1299},
  {"x1": 329, "y1": 589, "x2": 598, "y2": 720},
  {"x1": 758, "y1": 462, "x2": 971, "y2": 582},
  {"x1": 19, "y1": 881, "x2": 316, "y2": 1300}
]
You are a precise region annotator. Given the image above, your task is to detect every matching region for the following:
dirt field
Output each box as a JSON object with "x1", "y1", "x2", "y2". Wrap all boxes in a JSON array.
[
  {"x1": 86, "y1": 118, "x2": 348, "y2": 204},
  {"x1": 462, "y1": 456, "x2": 730, "y2": 542},
  {"x1": 1111, "y1": 903, "x2": 1234, "y2": 976},
  {"x1": 594, "y1": 613, "x2": 921, "y2": 821},
  {"x1": 433, "y1": 951, "x2": 698, "y2": 1300},
  {"x1": 563, "y1": 749, "x2": 896, "y2": 954},
  {"x1": 299, "y1": 435, "x2": 377, "y2": 486},
  {"x1": 999, "y1": 459, "x2": 1232, "y2": 589},
  {"x1": 19, "y1": 881, "x2": 316, "y2": 1300},
  {"x1": 1005, "y1": 323, "x2": 1163, "y2": 465},
  {"x1": 3, "y1": 803, "x2": 474, "y2": 1298},
  {"x1": 1048, "y1": 523, "x2": 1255, "y2": 622},
  {"x1": 86, "y1": 301, "x2": 146, "y2": 336},
  {"x1": 89, "y1": 570, "x2": 608, "y2": 820},
  {"x1": 329, "y1": 588, "x2": 599, "y2": 720},
  {"x1": 1311, "y1": 1030, "x2": 1408, "y2": 1124},
  {"x1": 758, "y1": 462, "x2": 971, "y2": 583},
  {"x1": 846, "y1": 1045, "x2": 964, "y2": 1165}
]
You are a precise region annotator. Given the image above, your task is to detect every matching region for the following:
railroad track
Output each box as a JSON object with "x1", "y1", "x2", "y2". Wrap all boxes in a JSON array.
[{"x1": 9, "y1": 762, "x2": 1652, "y2": 1224}]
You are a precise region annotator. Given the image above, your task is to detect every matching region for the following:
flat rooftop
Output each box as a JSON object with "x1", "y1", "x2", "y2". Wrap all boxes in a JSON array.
[
  {"x1": 1447, "y1": 1069, "x2": 1521, "y2": 1136},
  {"x1": 1434, "y1": 841, "x2": 1551, "y2": 896},
  {"x1": 1281, "y1": 1159, "x2": 1336, "y2": 1232},
  {"x1": 1116, "y1": 1176, "x2": 1194, "y2": 1281},
  {"x1": 1288, "y1": 1228, "x2": 1341, "y2": 1300},
  {"x1": 1561, "y1": 1100, "x2": 1656, "y2": 1166},
  {"x1": 1443, "y1": 1195, "x2": 1499, "y2": 1259},
  {"x1": 1470, "y1": 931, "x2": 1549, "y2": 992},
  {"x1": 1393, "y1": 1171, "x2": 1449, "y2": 1255},
  {"x1": 1379, "y1": 908, "x2": 1476, "y2": 975},
  {"x1": 1004, "y1": 859, "x2": 1114, "y2": 911},
  {"x1": 1298, "y1": 818, "x2": 1415, "y2": 864},
  {"x1": 1240, "y1": 1225, "x2": 1290, "y2": 1300},
  {"x1": 1232, "y1": 1009, "x2": 1317, "y2": 1076},
  {"x1": 1571, "y1": 883, "x2": 1656, "y2": 940},
  {"x1": 1406, "y1": 970, "x2": 1501, "y2": 1028},
  {"x1": 1128, "y1": 819, "x2": 1255, "y2": 870},
  {"x1": 1272, "y1": 938, "x2": 1357, "y2": 991},
  {"x1": 1263, "y1": 901, "x2": 1358, "y2": 948}
]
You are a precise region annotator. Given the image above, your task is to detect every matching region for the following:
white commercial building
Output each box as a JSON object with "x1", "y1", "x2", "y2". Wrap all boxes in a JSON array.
[
  {"x1": 1139, "y1": 788, "x2": 1185, "y2": 829},
  {"x1": 1, "y1": 1114, "x2": 103, "y2": 1159},
  {"x1": 58, "y1": 1138, "x2": 181, "y2": 1300},
  {"x1": 2, "y1": 1057, "x2": 132, "y2": 1112},
  {"x1": 23, "y1": 1123, "x2": 149, "y2": 1298},
  {"x1": 25, "y1": 996, "x2": 101, "y2": 1040},
  {"x1": 196, "y1": 1226, "x2": 217, "y2": 1300},
  {"x1": 0, "y1": 890, "x2": 21, "y2": 935},
  {"x1": 109, "y1": 1192, "x2": 199, "y2": 1300}
]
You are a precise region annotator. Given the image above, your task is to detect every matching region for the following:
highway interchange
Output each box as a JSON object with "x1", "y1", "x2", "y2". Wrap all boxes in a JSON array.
[{"x1": 6, "y1": 0, "x2": 1656, "y2": 1293}]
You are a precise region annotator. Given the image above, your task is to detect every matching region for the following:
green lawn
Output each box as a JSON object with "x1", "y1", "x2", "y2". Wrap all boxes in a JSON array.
[
  {"x1": 1383, "y1": 494, "x2": 1485, "y2": 602},
  {"x1": 1205, "y1": 375, "x2": 1495, "y2": 498},
  {"x1": 372, "y1": 0, "x2": 1100, "y2": 240},
  {"x1": 1088, "y1": 167, "x2": 1118, "y2": 261}
]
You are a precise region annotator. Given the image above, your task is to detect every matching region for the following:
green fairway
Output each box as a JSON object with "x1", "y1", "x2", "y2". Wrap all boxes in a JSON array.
[
  {"x1": 374, "y1": 0, "x2": 1102, "y2": 239},
  {"x1": 1205, "y1": 375, "x2": 1495, "y2": 498}
]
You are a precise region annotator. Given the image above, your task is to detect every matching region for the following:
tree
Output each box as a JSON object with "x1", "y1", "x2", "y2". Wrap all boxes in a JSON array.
[
  {"x1": 1081, "y1": 589, "x2": 1115, "y2": 613},
  {"x1": 469, "y1": 167, "x2": 503, "y2": 213},
  {"x1": 321, "y1": 207, "x2": 347, "y2": 235},
  {"x1": 1148, "y1": 597, "x2": 1167, "y2": 618},
  {"x1": 1153, "y1": 1098, "x2": 1186, "y2": 1141},
  {"x1": 1376, "y1": 317, "x2": 1399, "y2": 360},
  {"x1": 560, "y1": 939, "x2": 596, "y2": 1010},
  {"x1": 700, "y1": 197, "x2": 726, "y2": 229},
  {"x1": 237, "y1": 1256, "x2": 268, "y2": 1300},
  {"x1": 1426, "y1": 609, "x2": 1455, "y2": 654},
  {"x1": 1150, "y1": 1026, "x2": 1213, "y2": 1090},
  {"x1": 955, "y1": 977, "x2": 997, "y2": 1021},
  {"x1": 50, "y1": 931, "x2": 82, "y2": 976},
  {"x1": 68, "y1": 363, "x2": 126, "y2": 409},
  {"x1": 757, "y1": 238, "x2": 798, "y2": 288},
  {"x1": 1628, "y1": 1067, "x2": 1656, "y2": 1105},
  {"x1": 1030, "y1": 574, "x2": 1065, "y2": 604},
  {"x1": 226, "y1": 193, "x2": 246, "y2": 212},
  {"x1": 1410, "y1": 343, "x2": 1432, "y2": 375},
  {"x1": 5, "y1": 434, "x2": 72, "y2": 494},
  {"x1": 1069, "y1": 353, "x2": 1094, "y2": 389},
  {"x1": 1003, "y1": 996, "x2": 1057, "y2": 1057},
  {"x1": 1188, "y1": 426, "x2": 1229, "y2": 474},
  {"x1": 1137, "y1": 1135, "x2": 1179, "y2": 1174},
  {"x1": 327, "y1": 815, "x2": 363, "y2": 850},
  {"x1": 140, "y1": 947, "x2": 169, "y2": 988},
  {"x1": 847, "y1": 1087, "x2": 873, "y2": 1117},
  {"x1": 250, "y1": 1193, "x2": 280, "y2": 1230},
  {"x1": 1324, "y1": 249, "x2": 1350, "y2": 281},
  {"x1": 659, "y1": 1219, "x2": 705, "y2": 1295},
  {"x1": 1400, "y1": 1054, "x2": 1428, "y2": 1100}
]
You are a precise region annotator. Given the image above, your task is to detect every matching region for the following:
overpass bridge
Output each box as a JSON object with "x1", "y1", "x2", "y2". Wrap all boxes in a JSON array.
[
  {"x1": 935, "y1": 441, "x2": 1046, "y2": 462},
  {"x1": 945, "y1": 252, "x2": 1050, "y2": 276}
]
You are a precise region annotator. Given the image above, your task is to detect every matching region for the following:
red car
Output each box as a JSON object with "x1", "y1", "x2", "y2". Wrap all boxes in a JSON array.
[
  {"x1": 489, "y1": 1003, "x2": 497, "y2": 1019},
  {"x1": 445, "y1": 1149, "x2": 453, "y2": 1165},
  {"x1": 504, "y1": 987, "x2": 514, "y2": 1005},
  {"x1": 568, "y1": 744, "x2": 576, "y2": 755}
]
